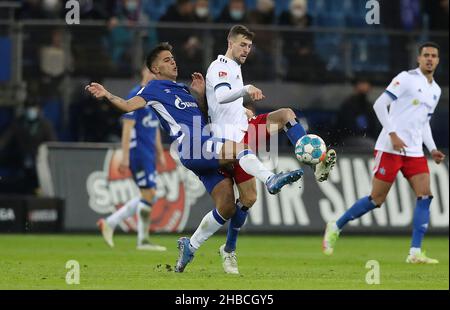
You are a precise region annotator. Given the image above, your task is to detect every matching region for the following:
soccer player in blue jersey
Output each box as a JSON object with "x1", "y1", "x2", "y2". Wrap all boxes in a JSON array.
[
  {"x1": 97, "y1": 66, "x2": 167, "y2": 251},
  {"x1": 86, "y1": 42, "x2": 304, "y2": 272}
]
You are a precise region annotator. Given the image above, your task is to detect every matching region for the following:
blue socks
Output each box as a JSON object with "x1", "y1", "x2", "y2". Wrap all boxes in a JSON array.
[
  {"x1": 225, "y1": 200, "x2": 249, "y2": 253},
  {"x1": 283, "y1": 118, "x2": 306, "y2": 146},
  {"x1": 336, "y1": 196, "x2": 378, "y2": 230},
  {"x1": 411, "y1": 196, "x2": 432, "y2": 249}
]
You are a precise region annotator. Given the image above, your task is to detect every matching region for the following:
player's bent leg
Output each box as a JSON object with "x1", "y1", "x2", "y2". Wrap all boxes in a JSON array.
[
  {"x1": 97, "y1": 218, "x2": 115, "y2": 248},
  {"x1": 219, "y1": 141, "x2": 304, "y2": 195},
  {"x1": 221, "y1": 178, "x2": 257, "y2": 274},
  {"x1": 405, "y1": 173, "x2": 438, "y2": 264},
  {"x1": 136, "y1": 188, "x2": 166, "y2": 251},
  {"x1": 314, "y1": 149, "x2": 337, "y2": 182},
  {"x1": 323, "y1": 177, "x2": 392, "y2": 255},
  {"x1": 266, "y1": 109, "x2": 336, "y2": 182},
  {"x1": 176, "y1": 178, "x2": 235, "y2": 273},
  {"x1": 267, "y1": 108, "x2": 306, "y2": 143},
  {"x1": 98, "y1": 197, "x2": 141, "y2": 248}
]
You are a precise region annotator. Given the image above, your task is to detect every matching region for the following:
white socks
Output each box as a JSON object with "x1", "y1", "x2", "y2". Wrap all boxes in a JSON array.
[
  {"x1": 410, "y1": 247, "x2": 421, "y2": 256},
  {"x1": 106, "y1": 197, "x2": 140, "y2": 229},
  {"x1": 190, "y1": 209, "x2": 227, "y2": 252},
  {"x1": 237, "y1": 150, "x2": 273, "y2": 183},
  {"x1": 137, "y1": 200, "x2": 152, "y2": 244}
]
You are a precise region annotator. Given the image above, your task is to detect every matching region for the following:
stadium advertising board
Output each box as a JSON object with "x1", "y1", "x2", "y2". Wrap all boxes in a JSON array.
[{"x1": 39, "y1": 143, "x2": 449, "y2": 233}]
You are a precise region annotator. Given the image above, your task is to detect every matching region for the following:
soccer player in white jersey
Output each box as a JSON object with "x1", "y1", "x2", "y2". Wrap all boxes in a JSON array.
[
  {"x1": 205, "y1": 25, "x2": 337, "y2": 274},
  {"x1": 323, "y1": 42, "x2": 446, "y2": 264}
]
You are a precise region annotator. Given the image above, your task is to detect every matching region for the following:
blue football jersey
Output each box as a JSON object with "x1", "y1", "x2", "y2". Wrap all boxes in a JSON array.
[{"x1": 136, "y1": 80, "x2": 210, "y2": 155}]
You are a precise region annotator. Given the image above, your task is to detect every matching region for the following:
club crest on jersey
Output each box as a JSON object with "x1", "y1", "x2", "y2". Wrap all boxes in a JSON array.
[
  {"x1": 219, "y1": 71, "x2": 228, "y2": 79},
  {"x1": 412, "y1": 99, "x2": 420, "y2": 106}
]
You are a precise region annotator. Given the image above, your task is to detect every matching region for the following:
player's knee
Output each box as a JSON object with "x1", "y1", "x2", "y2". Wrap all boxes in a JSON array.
[
  {"x1": 140, "y1": 189, "x2": 155, "y2": 203},
  {"x1": 370, "y1": 193, "x2": 386, "y2": 206},
  {"x1": 239, "y1": 193, "x2": 257, "y2": 208},
  {"x1": 217, "y1": 202, "x2": 236, "y2": 220},
  {"x1": 280, "y1": 108, "x2": 296, "y2": 123}
]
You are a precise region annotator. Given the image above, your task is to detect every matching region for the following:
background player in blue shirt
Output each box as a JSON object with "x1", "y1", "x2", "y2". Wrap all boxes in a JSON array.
[
  {"x1": 97, "y1": 66, "x2": 167, "y2": 251},
  {"x1": 86, "y1": 42, "x2": 304, "y2": 273}
]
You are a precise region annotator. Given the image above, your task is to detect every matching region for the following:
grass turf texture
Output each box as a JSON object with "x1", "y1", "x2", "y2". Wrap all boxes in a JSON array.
[{"x1": 0, "y1": 234, "x2": 447, "y2": 290}]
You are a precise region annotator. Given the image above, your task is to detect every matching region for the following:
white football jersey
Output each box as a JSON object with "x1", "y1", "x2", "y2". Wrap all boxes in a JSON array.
[
  {"x1": 206, "y1": 55, "x2": 248, "y2": 142},
  {"x1": 375, "y1": 68, "x2": 441, "y2": 157}
]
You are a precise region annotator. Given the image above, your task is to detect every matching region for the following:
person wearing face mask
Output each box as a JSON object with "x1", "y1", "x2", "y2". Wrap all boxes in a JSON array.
[
  {"x1": 246, "y1": 0, "x2": 277, "y2": 80},
  {"x1": 0, "y1": 98, "x2": 56, "y2": 194},
  {"x1": 216, "y1": 0, "x2": 248, "y2": 24},
  {"x1": 278, "y1": 0, "x2": 325, "y2": 82},
  {"x1": 193, "y1": 0, "x2": 211, "y2": 22},
  {"x1": 160, "y1": 0, "x2": 206, "y2": 79}
]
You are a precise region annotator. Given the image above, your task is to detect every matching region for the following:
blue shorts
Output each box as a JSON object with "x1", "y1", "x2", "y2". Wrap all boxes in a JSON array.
[
  {"x1": 130, "y1": 155, "x2": 157, "y2": 189},
  {"x1": 179, "y1": 137, "x2": 227, "y2": 194}
]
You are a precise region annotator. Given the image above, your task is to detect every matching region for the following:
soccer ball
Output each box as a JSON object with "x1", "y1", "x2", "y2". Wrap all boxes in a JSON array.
[{"x1": 295, "y1": 134, "x2": 327, "y2": 165}]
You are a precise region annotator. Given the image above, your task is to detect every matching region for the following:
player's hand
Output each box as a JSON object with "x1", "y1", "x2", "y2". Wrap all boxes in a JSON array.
[
  {"x1": 247, "y1": 85, "x2": 265, "y2": 101},
  {"x1": 158, "y1": 153, "x2": 167, "y2": 169},
  {"x1": 190, "y1": 72, "x2": 205, "y2": 97},
  {"x1": 389, "y1": 132, "x2": 408, "y2": 154},
  {"x1": 245, "y1": 108, "x2": 254, "y2": 119},
  {"x1": 431, "y1": 149, "x2": 446, "y2": 164},
  {"x1": 85, "y1": 82, "x2": 109, "y2": 100},
  {"x1": 118, "y1": 159, "x2": 130, "y2": 175}
]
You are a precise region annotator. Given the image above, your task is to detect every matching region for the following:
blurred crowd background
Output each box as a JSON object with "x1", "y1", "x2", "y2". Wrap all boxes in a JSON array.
[{"x1": 0, "y1": 0, "x2": 448, "y2": 195}]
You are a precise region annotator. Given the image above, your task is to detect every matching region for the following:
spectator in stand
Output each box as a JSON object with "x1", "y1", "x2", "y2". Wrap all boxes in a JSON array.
[
  {"x1": 0, "y1": 95, "x2": 56, "y2": 194},
  {"x1": 39, "y1": 28, "x2": 73, "y2": 100},
  {"x1": 246, "y1": 0, "x2": 276, "y2": 80},
  {"x1": 159, "y1": 0, "x2": 205, "y2": 79},
  {"x1": 278, "y1": 0, "x2": 325, "y2": 82},
  {"x1": 334, "y1": 78, "x2": 380, "y2": 148},
  {"x1": 193, "y1": 0, "x2": 212, "y2": 23},
  {"x1": 215, "y1": 0, "x2": 248, "y2": 24},
  {"x1": 103, "y1": 0, "x2": 148, "y2": 74}
]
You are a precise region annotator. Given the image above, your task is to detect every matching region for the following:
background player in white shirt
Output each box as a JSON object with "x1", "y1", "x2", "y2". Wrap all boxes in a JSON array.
[
  {"x1": 206, "y1": 25, "x2": 336, "y2": 274},
  {"x1": 323, "y1": 42, "x2": 446, "y2": 264}
]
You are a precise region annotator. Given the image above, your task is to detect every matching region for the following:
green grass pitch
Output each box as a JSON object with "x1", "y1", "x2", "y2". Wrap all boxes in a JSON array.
[{"x1": 0, "y1": 234, "x2": 447, "y2": 290}]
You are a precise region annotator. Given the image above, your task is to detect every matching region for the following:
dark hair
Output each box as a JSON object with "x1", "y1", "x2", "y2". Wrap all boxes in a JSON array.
[
  {"x1": 228, "y1": 25, "x2": 255, "y2": 41},
  {"x1": 146, "y1": 42, "x2": 173, "y2": 73},
  {"x1": 418, "y1": 41, "x2": 440, "y2": 55}
]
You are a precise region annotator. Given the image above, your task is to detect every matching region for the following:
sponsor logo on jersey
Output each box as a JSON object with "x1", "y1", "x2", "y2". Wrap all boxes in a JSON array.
[
  {"x1": 219, "y1": 71, "x2": 228, "y2": 78},
  {"x1": 86, "y1": 149, "x2": 205, "y2": 232},
  {"x1": 174, "y1": 95, "x2": 198, "y2": 110}
]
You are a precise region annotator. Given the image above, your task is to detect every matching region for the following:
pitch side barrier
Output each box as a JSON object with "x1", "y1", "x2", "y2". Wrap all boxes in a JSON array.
[{"x1": 37, "y1": 142, "x2": 449, "y2": 234}]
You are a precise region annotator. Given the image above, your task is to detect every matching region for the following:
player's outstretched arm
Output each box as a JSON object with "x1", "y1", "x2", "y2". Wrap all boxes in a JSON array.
[{"x1": 85, "y1": 82, "x2": 146, "y2": 112}]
